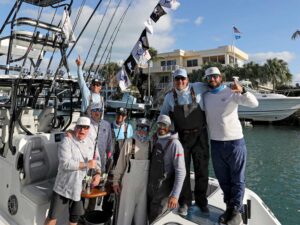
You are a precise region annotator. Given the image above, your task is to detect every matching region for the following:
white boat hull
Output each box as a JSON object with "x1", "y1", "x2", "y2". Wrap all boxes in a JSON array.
[{"x1": 239, "y1": 96, "x2": 300, "y2": 121}]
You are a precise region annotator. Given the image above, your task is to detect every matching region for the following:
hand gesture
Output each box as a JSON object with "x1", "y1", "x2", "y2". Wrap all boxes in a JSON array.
[
  {"x1": 231, "y1": 79, "x2": 243, "y2": 93},
  {"x1": 76, "y1": 55, "x2": 81, "y2": 67},
  {"x1": 113, "y1": 183, "x2": 122, "y2": 195},
  {"x1": 168, "y1": 196, "x2": 178, "y2": 209}
]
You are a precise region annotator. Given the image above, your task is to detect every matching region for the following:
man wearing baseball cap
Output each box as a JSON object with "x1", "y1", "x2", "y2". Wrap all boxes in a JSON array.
[
  {"x1": 113, "y1": 118, "x2": 151, "y2": 225},
  {"x1": 45, "y1": 117, "x2": 101, "y2": 225},
  {"x1": 76, "y1": 56, "x2": 104, "y2": 116},
  {"x1": 203, "y1": 67, "x2": 258, "y2": 225},
  {"x1": 148, "y1": 115, "x2": 186, "y2": 223},
  {"x1": 160, "y1": 68, "x2": 209, "y2": 216}
]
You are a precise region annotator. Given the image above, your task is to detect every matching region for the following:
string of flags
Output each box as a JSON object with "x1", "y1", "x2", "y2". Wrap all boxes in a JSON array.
[{"x1": 116, "y1": 0, "x2": 181, "y2": 91}]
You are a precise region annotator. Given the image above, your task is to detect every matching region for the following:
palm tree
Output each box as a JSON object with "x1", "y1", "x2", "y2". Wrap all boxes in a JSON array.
[
  {"x1": 264, "y1": 58, "x2": 291, "y2": 91},
  {"x1": 291, "y1": 30, "x2": 300, "y2": 40}
]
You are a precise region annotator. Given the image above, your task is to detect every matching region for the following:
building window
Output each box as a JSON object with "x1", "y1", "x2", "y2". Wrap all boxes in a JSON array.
[
  {"x1": 187, "y1": 59, "x2": 198, "y2": 67},
  {"x1": 218, "y1": 55, "x2": 225, "y2": 64},
  {"x1": 161, "y1": 60, "x2": 177, "y2": 71},
  {"x1": 202, "y1": 55, "x2": 226, "y2": 64}
]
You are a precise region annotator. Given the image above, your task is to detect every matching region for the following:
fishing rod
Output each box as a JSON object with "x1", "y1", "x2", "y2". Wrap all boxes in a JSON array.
[
  {"x1": 95, "y1": 0, "x2": 133, "y2": 75},
  {"x1": 82, "y1": 0, "x2": 113, "y2": 70},
  {"x1": 85, "y1": 0, "x2": 123, "y2": 81},
  {"x1": 67, "y1": 0, "x2": 103, "y2": 58}
]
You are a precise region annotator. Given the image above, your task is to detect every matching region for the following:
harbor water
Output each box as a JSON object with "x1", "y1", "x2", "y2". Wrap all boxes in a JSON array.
[
  {"x1": 107, "y1": 114, "x2": 299, "y2": 225},
  {"x1": 242, "y1": 125, "x2": 300, "y2": 225}
]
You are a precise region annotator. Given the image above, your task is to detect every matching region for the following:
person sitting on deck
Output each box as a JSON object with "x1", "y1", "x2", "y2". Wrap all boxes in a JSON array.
[
  {"x1": 44, "y1": 117, "x2": 101, "y2": 225},
  {"x1": 76, "y1": 56, "x2": 104, "y2": 116},
  {"x1": 148, "y1": 114, "x2": 186, "y2": 223},
  {"x1": 112, "y1": 118, "x2": 151, "y2": 225}
]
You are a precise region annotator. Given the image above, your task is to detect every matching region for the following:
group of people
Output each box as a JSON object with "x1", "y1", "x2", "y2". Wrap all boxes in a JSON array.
[{"x1": 44, "y1": 55, "x2": 258, "y2": 225}]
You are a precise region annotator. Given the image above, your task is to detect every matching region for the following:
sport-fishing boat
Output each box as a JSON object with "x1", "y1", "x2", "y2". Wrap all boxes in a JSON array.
[
  {"x1": 237, "y1": 80, "x2": 300, "y2": 122},
  {"x1": 0, "y1": 1, "x2": 282, "y2": 225}
]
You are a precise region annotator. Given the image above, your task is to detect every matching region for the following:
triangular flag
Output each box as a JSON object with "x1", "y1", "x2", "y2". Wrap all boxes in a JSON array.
[
  {"x1": 144, "y1": 19, "x2": 154, "y2": 34},
  {"x1": 61, "y1": 9, "x2": 76, "y2": 43},
  {"x1": 159, "y1": 0, "x2": 180, "y2": 10},
  {"x1": 116, "y1": 67, "x2": 132, "y2": 91},
  {"x1": 150, "y1": 3, "x2": 167, "y2": 23},
  {"x1": 123, "y1": 55, "x2": 137, "y2": 77}
]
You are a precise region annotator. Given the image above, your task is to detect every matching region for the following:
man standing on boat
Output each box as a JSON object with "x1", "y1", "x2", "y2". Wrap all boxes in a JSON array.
[
  {"x1": 112, "y1": 118, "x2": 151, "y2": 225},
  {"x1": 160, "y1": 68, "x2": 209, "y2": 216},
  {"x1": 76, "y1": 56, "x2": 104, "y2": 116},
  {"x1": 148, "y1": 115, "x2": 186, "y2": 223},
  {"x1": 203, "y1": 67, "x2": 258, "y2": 225},
  {"x1": 45, "y1": 117, "x2": 101, "y2": 225},
  {"x1": 111, "y1": 107, "x2": 133, "y2": 166}
]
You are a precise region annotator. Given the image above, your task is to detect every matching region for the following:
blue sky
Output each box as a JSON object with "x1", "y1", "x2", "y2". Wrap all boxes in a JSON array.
[{"x1": 1, "y1": 0, "x2": 300, "y2": 84}]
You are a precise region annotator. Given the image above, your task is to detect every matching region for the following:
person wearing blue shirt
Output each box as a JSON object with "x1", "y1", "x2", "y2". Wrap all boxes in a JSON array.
[
  {"x1": 160, "y1": 68, "x2": 209, "y2": 216},
  {"x1": 76, "y1": 56, "x2": 104, "y2": 115}
]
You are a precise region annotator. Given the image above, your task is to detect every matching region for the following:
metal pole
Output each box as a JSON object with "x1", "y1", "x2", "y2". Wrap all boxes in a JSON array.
[{"x1": 148, "y1": 60, "x2": 151, "y2": 99}]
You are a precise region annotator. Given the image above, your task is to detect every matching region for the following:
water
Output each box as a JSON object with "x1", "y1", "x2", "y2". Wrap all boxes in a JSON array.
[
  {"x1": 242, "y1": 125, "x2": 300, "y2": 225},
  {"x1": 106, "y1": 115, "x2": 300, "y2": 225}
]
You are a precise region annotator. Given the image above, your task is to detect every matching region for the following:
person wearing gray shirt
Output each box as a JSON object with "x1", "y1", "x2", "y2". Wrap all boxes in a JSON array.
[{"x1": 148, "y1": 115, "x2": 186, "y2": 223}]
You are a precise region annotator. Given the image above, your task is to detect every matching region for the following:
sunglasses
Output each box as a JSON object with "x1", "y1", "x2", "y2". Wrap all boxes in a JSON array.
[
  {"x1": 205, "y1": 74, "x2": 220, "y2": 80},
  {"x1": 175, "y1": 76, "x2": 187, "y2": 81},
  {"x1": 77, "y1": 125, "x2": 89, "y2": 130},
  {"x1": 91, "y1": 108, "x2": 103, "y2": 113},
  {"x1": 157, "y1": 123, "x2": 168, "y2": 128},
  {"x1": 136, "y1": 126, "x2": 149, "y2": 132}
]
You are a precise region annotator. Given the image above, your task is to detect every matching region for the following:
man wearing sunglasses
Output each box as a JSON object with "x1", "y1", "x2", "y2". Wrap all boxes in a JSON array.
[
  {"x1": 203, "y1": 67, "x2": 258, "y2": 225},
  {"x1": 76, "y1": 56, "x2": 104, "y2": 116},
  {"x1": 112, "y1": 118, "x2": 151, "y2": 225},
  {"x1": 160, "y1": 68, "x2": 209, "y2": 216},
  {"x1": 148, "y1": 115, "x2": 186, "y2": 223},
  {"x1": 45, "y1": 117, "x2": 101, "y2": 225}
]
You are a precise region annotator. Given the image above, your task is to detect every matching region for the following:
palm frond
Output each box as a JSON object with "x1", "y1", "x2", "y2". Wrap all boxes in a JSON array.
[{"x1": 291, "y1": 30, "x2": 300, "y2": 40}]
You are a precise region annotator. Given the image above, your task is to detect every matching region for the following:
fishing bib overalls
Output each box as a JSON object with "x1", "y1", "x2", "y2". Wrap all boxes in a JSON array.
[{"x1": 171, "y1": 87, "x2": 209, "y2": 208}]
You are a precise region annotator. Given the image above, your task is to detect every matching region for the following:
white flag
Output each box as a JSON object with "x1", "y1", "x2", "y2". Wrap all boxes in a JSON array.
[
  {"x1": 144, "y1": 19, "x2": 154, "y2": 34},
  {"x1": 131, "y1": 40, "x2": 151, "y2": 68},
  {"x1": 116, "y1": 67, "x2": 132, "y2": 91},
  {"x1": 159, "y1": 0, "x2": 180, "y2": 10},
  {"x1": 61, "y1": 9, "x2": 76, "y2": 43}
]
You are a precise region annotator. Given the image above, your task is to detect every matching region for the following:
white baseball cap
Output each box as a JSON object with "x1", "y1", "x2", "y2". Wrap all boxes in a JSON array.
[
  {"x1": 90, "y1": 103, "x2": 103, "y2": 111},
  {"x1": 76, "y1": 117, "x2": 90, "y2": 126},
  {"x1": 204, "y1": 67, "x2": 221, "y2": 77},
  {"x1": 173, "y1": 68, "x2": 187, "y2": 78},
  {"x1": 157, "y1": 115, "x2": 171, "y2": 126},
  {"x1": 136, "y1": 118, "x2": 150, "y2": 127}
]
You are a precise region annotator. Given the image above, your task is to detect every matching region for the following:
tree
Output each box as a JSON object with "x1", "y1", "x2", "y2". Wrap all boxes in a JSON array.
[{"x1": 263, "y1": 58, "x2": 291, "y2": 91}]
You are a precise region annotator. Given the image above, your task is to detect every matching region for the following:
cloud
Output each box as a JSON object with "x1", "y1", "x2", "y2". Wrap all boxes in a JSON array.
[
  {"x1": 194, "y1": 16, "x2": 204, "y2": 26},
  {"x1": 293, "y1": 73, "x2": 300, "y2": 84},
  {"x1": 249, "y1": 51, "x2": 295, "y2": 64}
]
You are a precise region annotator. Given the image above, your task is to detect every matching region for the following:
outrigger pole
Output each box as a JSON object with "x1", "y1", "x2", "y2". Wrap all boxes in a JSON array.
[{"x1": 67, "y1": 0, "x2": 103, "y2": 58}]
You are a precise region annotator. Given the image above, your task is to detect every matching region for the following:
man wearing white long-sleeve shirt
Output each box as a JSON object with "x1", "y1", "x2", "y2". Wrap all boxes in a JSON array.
[
  {"x1": 203, "y1": 67, "x2": 258, "y2": 225},
  {"x1": 45, "y1": 117, "x2": 101, "y2": 225}
]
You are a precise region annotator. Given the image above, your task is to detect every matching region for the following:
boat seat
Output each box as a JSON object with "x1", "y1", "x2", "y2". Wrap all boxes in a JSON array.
[
  {"x1": 0, "y1": 108, "x2": 10, "y2": 145},
  {"x1": 14, "y1": 17, "x2": 62, "y2": 33},
  {"x1": 21, "y1": 136, "x2": 59, "y2": 205}
]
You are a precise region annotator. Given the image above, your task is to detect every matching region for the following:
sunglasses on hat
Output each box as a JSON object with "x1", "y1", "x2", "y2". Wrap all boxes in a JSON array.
[{"x1": 76, "y1": 125, "x2": 89, "y2": 130}]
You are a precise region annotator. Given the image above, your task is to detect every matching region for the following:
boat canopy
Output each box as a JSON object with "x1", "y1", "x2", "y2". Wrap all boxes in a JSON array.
[{"x1": 23, "y1": 0, "x2": 67, "y2": 7}]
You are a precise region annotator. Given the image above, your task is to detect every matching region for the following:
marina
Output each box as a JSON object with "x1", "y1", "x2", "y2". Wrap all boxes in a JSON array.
[{"x1": 0, "y1": 0, "x2": 299, "y2": 225}]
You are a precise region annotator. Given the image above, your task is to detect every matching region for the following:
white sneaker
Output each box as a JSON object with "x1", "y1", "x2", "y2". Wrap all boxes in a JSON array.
[
  {"x1": 178, "y1": 204, "x2": 188, "y2": 216},
  {"x1": 227, "y1": 211, "x2": 243, "y2": 225}
]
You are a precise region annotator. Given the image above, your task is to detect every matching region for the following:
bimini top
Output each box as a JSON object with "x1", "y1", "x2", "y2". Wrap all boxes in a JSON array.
[{"x1": 23, "y1": 0, "x2": 67, "y2": 7}]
